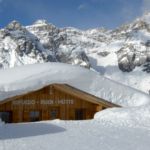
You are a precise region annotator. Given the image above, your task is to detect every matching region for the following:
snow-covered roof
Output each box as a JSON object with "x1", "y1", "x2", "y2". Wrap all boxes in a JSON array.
[{"x1": 0, "y1": 62, "x2": 149, "y2": 107}]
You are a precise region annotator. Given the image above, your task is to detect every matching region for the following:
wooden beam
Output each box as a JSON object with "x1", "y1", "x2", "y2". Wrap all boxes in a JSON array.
[{"x1": 53, "y1": 84, "x2": 120, "y2": 107}]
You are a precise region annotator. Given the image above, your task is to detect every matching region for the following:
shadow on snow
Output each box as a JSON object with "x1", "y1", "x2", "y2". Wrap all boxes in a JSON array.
[{"x1": 0, "y1": 122, "x2": 66, "y2": 139}]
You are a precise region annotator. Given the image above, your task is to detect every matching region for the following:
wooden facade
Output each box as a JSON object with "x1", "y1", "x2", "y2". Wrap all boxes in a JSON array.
[{"x1": 0, "y1": 84, "x2": 119, "y2": 123}]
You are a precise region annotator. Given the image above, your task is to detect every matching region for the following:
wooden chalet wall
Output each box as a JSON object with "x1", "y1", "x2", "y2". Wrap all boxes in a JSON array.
[{"x1": 0, "y1": 84, "x2": 118, "y2": 123}]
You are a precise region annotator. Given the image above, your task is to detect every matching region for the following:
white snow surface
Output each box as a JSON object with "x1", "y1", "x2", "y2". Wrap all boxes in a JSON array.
[
  {"x1": 0, "y1": 62, "x2": 149, "y2": 107},
  {"x1": 95, "y1": 106, "x2": 150, "y2": 128}
]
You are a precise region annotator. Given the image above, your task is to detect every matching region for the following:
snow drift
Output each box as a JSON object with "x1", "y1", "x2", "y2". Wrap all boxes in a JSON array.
[{"x1": 94, "y1": 105, "x2": 150, "y2": 128}]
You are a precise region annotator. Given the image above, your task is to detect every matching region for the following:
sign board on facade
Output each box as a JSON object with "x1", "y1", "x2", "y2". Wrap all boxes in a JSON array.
[{"x1": 12, "y1": 99, "x2": 74, "y2": 105}]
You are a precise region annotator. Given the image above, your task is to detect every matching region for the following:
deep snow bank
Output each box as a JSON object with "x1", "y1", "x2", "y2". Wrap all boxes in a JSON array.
[
  {"x1": 0, "y1": 62, "x2": 149, "y2": 107},
  {"x1": 94, "y1": 106, "x2": 150, "y2": 128}
]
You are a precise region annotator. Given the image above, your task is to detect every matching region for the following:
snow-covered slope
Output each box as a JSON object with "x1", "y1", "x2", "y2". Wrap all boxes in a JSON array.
[
  {"x1": 1, "y1": 13, "x2": 150, "y2": 93},
  {"x1": 0, "y1": 117, "x2": 150, "y2": 150},
  {"x1": 0, "y1": 21, "x2": 57, "y2": 68},
  {"x1": 55, "y1": 12, "x2": 150, "y2": 94},
  {"x1": 88, "y1": 12, "x2": 150, "y2": 94},
  {"x1": 0, "y1": 62, "x2": 149, "y2": 107},
  {"x1": 0, "y1": 20, "x2": 89, "y2": 69}
]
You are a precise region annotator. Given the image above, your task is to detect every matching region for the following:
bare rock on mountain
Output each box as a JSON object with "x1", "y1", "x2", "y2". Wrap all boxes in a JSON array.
[{"x1": 1, "y1": 13, "x2": 150, "y2": 93}]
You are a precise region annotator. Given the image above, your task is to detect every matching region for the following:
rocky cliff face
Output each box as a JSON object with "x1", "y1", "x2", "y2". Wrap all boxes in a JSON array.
[
  {"x1": 0, "y1": 20, "x2": 56, "y2": 68},
  {"x1": 27, "y1": 20, "x2": 90, "y2": 68},
  {"x1": 0, "y1": 20, "x2": 90, "y2": 68},
  {"x1": 0, "y1": 13, "x2": 150, "y2": 93}
]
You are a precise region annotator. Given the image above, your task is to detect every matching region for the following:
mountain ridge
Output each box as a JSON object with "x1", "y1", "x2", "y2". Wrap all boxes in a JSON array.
[{"x1": 0, "y1": 13, "x2": 150, "y2": 93}]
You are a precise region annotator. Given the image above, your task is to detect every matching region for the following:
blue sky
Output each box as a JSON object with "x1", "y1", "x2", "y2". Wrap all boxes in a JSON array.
[{"x1": 0, "y1": 0, "x2": 149, "y2": 29}]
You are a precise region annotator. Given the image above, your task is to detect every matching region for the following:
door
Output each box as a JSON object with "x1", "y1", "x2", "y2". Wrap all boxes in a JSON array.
[
  {"x1": 75, "y1": 109, "x2": 85, "y2": 120},
  {"x1": 29, "y1": 111, "x2": 41, "y2": 122},
  {"x1": 50, "y1": 107, "x2": 60, "y2": 120},
  {"x1": 0, "y1": 111, "x2": 12, "y2": 123}
]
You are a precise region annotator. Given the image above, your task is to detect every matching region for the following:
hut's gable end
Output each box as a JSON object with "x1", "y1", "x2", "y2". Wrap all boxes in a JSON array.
[{"x1": 0, "y1": 84, "x2": 118, "y2": 123}]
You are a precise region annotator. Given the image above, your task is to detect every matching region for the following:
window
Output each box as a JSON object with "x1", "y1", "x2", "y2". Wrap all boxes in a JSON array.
[
  {"x1": 0, "y1": 111, "x2": 12, "y2": 123},
  {"x1": 29, "y1": 111, "x2": 40, "y2": 122},
  {"x1": 102, "y1": 106, "x2": 106, "y2": 110},
  {"x1": 75, "y1": 109, "x2": 85, "y2": 120},
  {"x1": 50, "y1": 108, "x2": 59, "y2": 120}
]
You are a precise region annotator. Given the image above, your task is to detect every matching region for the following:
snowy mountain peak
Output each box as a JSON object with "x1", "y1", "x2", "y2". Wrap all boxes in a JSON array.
[
  {"x1": 0, "y1": 19, "x2": 90, "y2": 69},
  {"x1": 33, "y1": 19, "x2": 49, "y2": 25},
  {"x1": 31, "y1": 19, "x2": 56, "y2": 30},
  {"x1": 6, "y1": 20, "x2": 24, "y2": 31},
  {"x1": 140, "y1": 12, "x2": 150, "y2": 24},
  {"x1": 86, "y1": 27, "x2": 109, "y2": 34}
]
